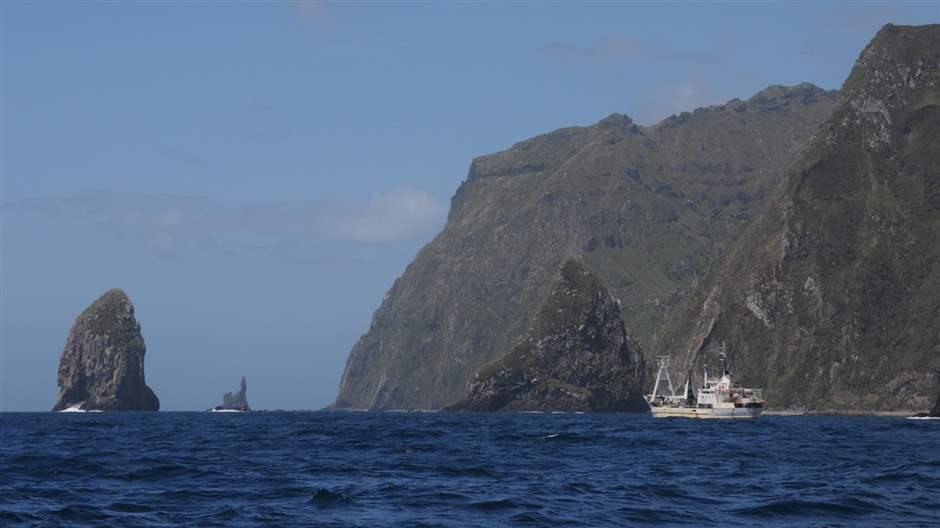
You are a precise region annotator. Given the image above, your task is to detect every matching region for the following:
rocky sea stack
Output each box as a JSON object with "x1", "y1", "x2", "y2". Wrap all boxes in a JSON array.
[
  {"x1": 448, "y1": 258, "x2": 647, "y2": 412},
  {"x1": 213, "y1": 377, "x2": 250, "y2": 411},
  {"x1": 52, "y1": 289, "x2": 159, "y2": 411},
  {"x1": 912, "y1": 386, "x2": 940, "y2": 418}
]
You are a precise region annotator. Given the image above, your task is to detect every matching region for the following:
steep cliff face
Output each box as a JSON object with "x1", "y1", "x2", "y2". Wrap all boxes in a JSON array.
[
  {"x1": 336, "y1": 83, "x2": 838, "y2": 410},
  {"x1": 655, "y1": 24, "x2": 940, "y2": 412},
  {"x1": 448, "y1": 258, "x2": 646, "y2": 412},
  {"x1": 53, "y1": 289, "x2": 159, "y2": 411}
]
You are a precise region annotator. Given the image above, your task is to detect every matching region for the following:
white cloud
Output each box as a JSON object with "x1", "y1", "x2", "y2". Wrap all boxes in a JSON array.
[
  {"x1": 637, "y1": 75, "x2": 721, "y2": 125},
  {"x1": 4, "y1": 188, "x2": 448, "y2": 260},
  {"x1": 539, "y1": 36, "x2": 644, "y2": 62},
  {"x1": 327, "y1": 188, "x2": 448, "y2": 243},
  {"x1": 538, "y1": 35, "x2": 716, "y2": 65},
  {"x1": 817, "y1": 4, "x2": 919, "y2": 36},
  {"x1": 289, "y1": 0, "x2": 339, "y2": 31},
  {"x1": 670, "y1": 79, "x2": 704, "y2": 114}
]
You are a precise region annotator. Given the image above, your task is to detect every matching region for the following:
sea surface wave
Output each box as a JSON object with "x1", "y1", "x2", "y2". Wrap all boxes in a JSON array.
[{"x1": 1, "y1": 412, "x2": 938, "y2": 527}]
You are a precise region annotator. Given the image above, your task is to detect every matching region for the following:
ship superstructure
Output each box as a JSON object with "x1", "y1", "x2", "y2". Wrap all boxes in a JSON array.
[{"x1": 645, "y1": 352, "x2": 764, "y2": 419}]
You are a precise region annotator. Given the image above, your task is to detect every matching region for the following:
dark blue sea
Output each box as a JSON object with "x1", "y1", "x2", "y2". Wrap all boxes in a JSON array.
[{"x1": 1, "y1": 412, "x2": 938, "y2": 527}]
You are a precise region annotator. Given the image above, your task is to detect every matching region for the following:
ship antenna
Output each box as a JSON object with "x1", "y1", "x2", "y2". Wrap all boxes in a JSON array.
[{"x1": 719, "y1": 343, "x2": 729, "y2": 376}]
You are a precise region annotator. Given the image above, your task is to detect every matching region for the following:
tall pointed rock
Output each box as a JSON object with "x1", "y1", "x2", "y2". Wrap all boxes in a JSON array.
[
  {"x1": 53, "y1": 289, "x2": 159, "y2": 411},
  {"x1": 216, "y1": 376, "x2": 250, "y2": 411},
  {"x1": 448, "y1": 258, "x2": 647, "y2": 412}
]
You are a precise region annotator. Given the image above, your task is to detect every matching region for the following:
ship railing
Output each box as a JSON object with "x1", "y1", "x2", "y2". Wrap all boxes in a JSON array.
[
  {"x1": 646, "y1": 394, "x2": 690, "y2": 407},
  {"x1": 716, "y1": 388, "x2": 764, "y2": 402}
]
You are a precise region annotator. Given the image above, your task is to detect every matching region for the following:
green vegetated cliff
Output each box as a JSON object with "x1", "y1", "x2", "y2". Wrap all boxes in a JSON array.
[
  {"x1": 655, "y1": 24, "x2": 940, "y2": 412},
  {"x1": 448, "y1": 258, "x2": 647, "y2": 412},
  {"x1": 336, "y1": 80, "x2": 838, "y2": 410}
]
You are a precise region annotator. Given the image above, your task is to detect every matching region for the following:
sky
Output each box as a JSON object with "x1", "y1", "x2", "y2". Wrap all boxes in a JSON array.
[{"x1": 1, "y1": 1, "x2": 937, "y2": 411}]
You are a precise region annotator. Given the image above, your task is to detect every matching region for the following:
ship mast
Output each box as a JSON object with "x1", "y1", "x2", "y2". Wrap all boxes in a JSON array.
[
  {"x1": 719, "y1": 342, "x2": 730, "y2": 376},
  {"x1": 651, "y1": 356, "x2": 677, "y2": 398}
]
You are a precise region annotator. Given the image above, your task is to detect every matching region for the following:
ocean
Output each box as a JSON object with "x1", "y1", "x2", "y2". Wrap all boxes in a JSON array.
[{"x1": 1, "y1": 412, "x2": 938, "y2": 527}]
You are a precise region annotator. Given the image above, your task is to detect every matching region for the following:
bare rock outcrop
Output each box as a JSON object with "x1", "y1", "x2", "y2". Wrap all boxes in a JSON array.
[
  {"x1": 52, "y1": 289, "x2": 159, "y2": 411},
  {"x1": 213, "y1": 377, "x2": 250, "y2": 411},
  {"x1": 448, "y1": 258, "x2": 647, "y2": 412}
]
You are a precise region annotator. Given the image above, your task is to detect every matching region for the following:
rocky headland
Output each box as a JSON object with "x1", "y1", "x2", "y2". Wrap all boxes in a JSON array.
[
  {"x1": 52, "y1": 289, "x2": 159, "y2": 412},
  {"x1": 448, "y1": 258, "x2": 647, "y2": 412},
  {"x1": 655, "y1": 24, "x2": 940, "y2": 412},
  {"x1": 336, "y1": 81, "x2": 838, "y2": 411},
  {"x1": 336, "y1": 23, "x2": 938, "y2": 414}
]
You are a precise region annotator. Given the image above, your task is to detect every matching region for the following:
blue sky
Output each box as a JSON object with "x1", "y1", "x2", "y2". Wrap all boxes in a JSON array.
[{"x1": 1, "y1": 1, "x2": 937, "y2": 411}]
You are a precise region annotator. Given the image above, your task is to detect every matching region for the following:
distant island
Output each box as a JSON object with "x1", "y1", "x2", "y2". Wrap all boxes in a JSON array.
[{"x1": 212, "y1": 377, "x2": 250, "y2": 412}]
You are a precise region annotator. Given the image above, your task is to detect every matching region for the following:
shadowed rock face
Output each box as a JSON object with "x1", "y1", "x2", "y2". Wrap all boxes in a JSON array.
[
  {"x1": 448, "y1": 258, "x2": 647, "y2": 412},
  {"x1": 655, "y1": 24, "x2": 940, "y2": 412},
  {"x1": 336, "y1": 82, "x2": 838, "y2": 410},
  {"x1": 52, "y1": 289, "x2": 159, "y2": 411},
  {"x1": 216, "y1": 377, "x2": 250, "y2": 411}
]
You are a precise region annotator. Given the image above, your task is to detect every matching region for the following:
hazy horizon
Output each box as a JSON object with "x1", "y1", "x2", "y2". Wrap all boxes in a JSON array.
[{"x1": 2, "y1": 1, "x2": 938, "y2": 411}]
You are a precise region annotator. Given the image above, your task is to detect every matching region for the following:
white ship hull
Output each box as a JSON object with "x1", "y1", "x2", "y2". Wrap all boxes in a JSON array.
[{"x1": 649, "y1": 405, "x2": 762, "y2": 419}]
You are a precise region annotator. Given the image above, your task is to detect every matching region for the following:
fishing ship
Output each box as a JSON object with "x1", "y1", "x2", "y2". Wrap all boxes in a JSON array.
[{"x1": 645, "y1": 351, "x2": 765, "y2": 419}]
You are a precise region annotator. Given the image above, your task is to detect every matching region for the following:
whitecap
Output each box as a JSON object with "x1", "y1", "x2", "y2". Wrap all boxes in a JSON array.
[{"x1": 58, "y1": 405, "x2": 103, "y2": 412}]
